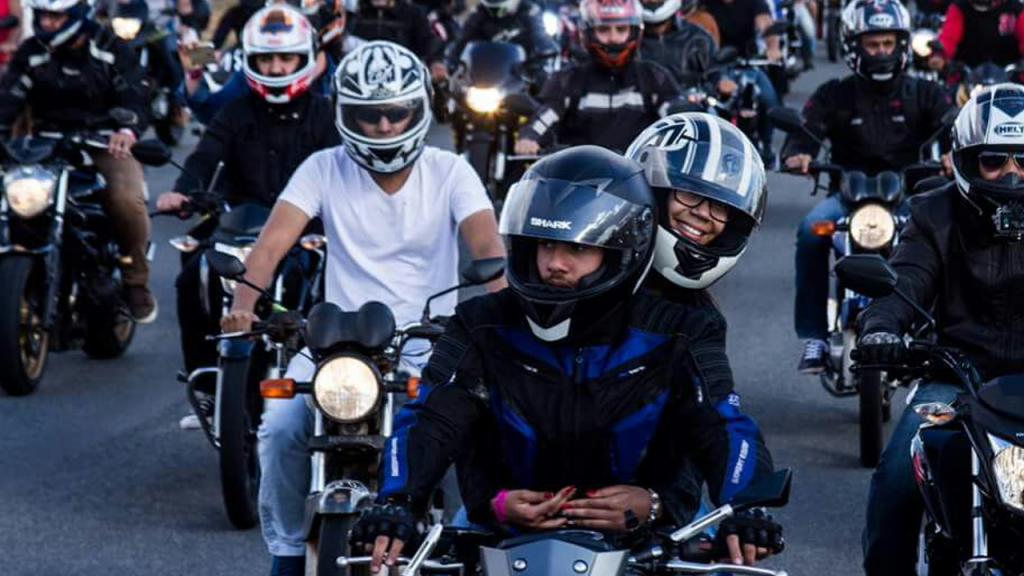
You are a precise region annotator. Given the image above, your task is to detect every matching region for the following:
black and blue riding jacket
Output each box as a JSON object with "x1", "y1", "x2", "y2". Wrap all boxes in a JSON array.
[{"x1": 379, "y1": 289, "x2": 772, "y2": 523}]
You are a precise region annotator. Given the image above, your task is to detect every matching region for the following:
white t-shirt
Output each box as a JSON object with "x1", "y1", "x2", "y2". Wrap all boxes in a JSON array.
[{"x1": 280, "y1": 145, "x2": 493, "y2": 334}]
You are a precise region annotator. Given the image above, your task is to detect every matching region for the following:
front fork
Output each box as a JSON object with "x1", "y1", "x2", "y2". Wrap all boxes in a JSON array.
[{"x1": 38, "y1": 170, "x2": 70, "y2": 331}]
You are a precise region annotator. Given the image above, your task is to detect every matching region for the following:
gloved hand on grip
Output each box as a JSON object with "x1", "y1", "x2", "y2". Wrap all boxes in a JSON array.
[
  {"x1": 350, "y1": 502, "x2": 420, "y2": 574},
  {"x1": 717, "y1": 507, "x2": 784, "y2": 566},
  {"x1": 853, "y1": 331, "x2": 906, "y2": 366}
]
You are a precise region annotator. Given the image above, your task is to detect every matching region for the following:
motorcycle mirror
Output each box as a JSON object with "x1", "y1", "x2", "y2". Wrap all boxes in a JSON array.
[
  {"x1": 714, "y1": 46, "x2": 739, "y2": 65},
  {"x1": 462, "y1": 257, "x2": 505, "y2": 285},
  {"x1": 730, "y1": 469, "x2": 793, "y2": 510},
  {"x1": 206, "y1": 250, "x2": 247, "y2": 280},
  {"x1": 109, "y1": 107, "x2": 139, "y2": 127},
  {"x1": 0, "y1": 14, "x2": 19, "y2": 29},
  {"x1": 130, "y1": 139, "x2": 172, "y2": 167},
  {"x1": 833, "y1": 255, "x2": 898, "y2": 298}
]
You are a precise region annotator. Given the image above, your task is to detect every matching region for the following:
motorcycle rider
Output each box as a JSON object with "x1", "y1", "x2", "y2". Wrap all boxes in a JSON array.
[
  {"x1": 350, "y1": 146, "x2": 783, "y2": 571},
  {"x1": 514, "y1": 0, "x2": 683, "y2": 155},
  {"x1": 350, "y1": 0, "x2": 448, "y2": 81},
  {"x1": 155, "y1": 4, "x2": 338, "y2": 375},
  {"x1": 218, "y1": 41, "x2": 505, "y2": 576},
  {"x1": 0, "y1": 0, "x2": 156, "y2": 322},
  {"x1": 857, "y1": 83, "x2": 1024, "y2": 576},
  {"x1": 444, "y1": 0, "x2": 558, "y2": 72},
  {"x1": 638, "y1": 0, "x2": 717, "y2": 87},
  {"x1": 781, "y1": 0, "x2": 954, "y2": 374},
  {"x1": 626, "y1": 113, "x2": 773, "y2": 524},
  {"x1": 681, "y1": 0, "x2": 720, "y2": 46},
  {"x1": 928, "y1": 0, "x2": 1024, "y2": 70}
]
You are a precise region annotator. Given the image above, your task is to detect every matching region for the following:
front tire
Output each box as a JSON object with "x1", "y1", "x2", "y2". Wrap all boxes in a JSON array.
[
  {"x1": 316, "y1": 516, "x2": 365, "y2": 576},
  {"x1": 0, "y1": 256, "x2": 49, "y2": 396},
  {"x1": 218, "y1": 352, "x2": 262, "y2": 529},
  {"x1": 465, "y1": 137, "x2": 493, "y2": 199},
  {"x1": 859, "y1": 368, "x2": 884, "y2": 468},
  {"x1": 82, "y1": 275, "x2": 135, "y2": 359}
]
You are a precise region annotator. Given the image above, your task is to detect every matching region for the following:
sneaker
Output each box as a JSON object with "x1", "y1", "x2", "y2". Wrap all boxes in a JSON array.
[
  {"x1": 124, "y1": 285, "x2": 158, "y2": 324},
  {"x1": 798, "y1": 339, "x2": 829, "y2": 374}
]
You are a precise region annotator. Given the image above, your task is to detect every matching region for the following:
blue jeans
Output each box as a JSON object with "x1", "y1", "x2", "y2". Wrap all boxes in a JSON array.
[
  {"x1": 862, "y1": 381, "x2": 962, "y2": 576},
  {"x1": 793, "y1": 195, "x2": 845, "y2": 340}
]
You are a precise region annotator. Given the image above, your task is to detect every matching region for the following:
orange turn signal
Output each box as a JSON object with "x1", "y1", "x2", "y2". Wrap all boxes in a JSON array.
[
  {"x1": 810, "y1": 220, "x2": 836, "y2": 236},
  {"x1": 261, "y1": 378, "x2": 296, "y2": 399},
  {"x1": 406, "y1": 376, "x2": 421, "y2": 399}
]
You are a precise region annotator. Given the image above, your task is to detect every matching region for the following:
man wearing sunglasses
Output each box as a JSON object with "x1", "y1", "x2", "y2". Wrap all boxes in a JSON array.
[
  {"x1": 218, "y1": 41, "x2": 505, "y2": 576},
  {"x1": 856, "y1": 84, "x2": 1024, "y2": 576}
]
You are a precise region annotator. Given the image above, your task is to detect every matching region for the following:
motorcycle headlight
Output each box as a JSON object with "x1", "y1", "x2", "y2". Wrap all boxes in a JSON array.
[
  {"x1": 213, "y1": 242, "x2": 254, "y2": 294},
  {"x1": 543, "y1": 11, "x2": 559, "y2": 36},
  {"x1": 4, "y1": 166, "x2": 56, "y2": 219},
  {"x1": 911, "y1": 30, "x2": 935, "y2": 58},
  {"x1": 112, "y1": 17, "x2": 143, "y2": 41},
  {"x1": 466, "y1": 87, "x2": 503, "y2": 114},
  {"x1": 849, "y1": 203, "x2": 896, "y2": 250},
  {"x1": 313, "y1": 354, "x2": 382, "y2": 423},
  {"x1": 988, "y1": 433, "x2": 1024, "y2": 512}
]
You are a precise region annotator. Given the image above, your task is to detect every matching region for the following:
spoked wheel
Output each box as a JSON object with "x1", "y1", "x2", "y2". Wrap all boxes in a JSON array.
[
  {"x1": 0, "y1": 256, "x2": 50, "y2": 396},
  {"x1": 858, "y1": 367, "x2": 885, "y2": 468},
  {"x1": 315, "y1": 516, "x2": 367, "y2": 576},
  {"x1": 218, "y1": 349, "x2": 262, "y2": 529}
]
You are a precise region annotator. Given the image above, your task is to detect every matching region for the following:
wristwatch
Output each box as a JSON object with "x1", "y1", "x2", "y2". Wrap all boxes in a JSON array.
[{"x1": 646, "y1": 488, "x2": 662, "y2": 526}]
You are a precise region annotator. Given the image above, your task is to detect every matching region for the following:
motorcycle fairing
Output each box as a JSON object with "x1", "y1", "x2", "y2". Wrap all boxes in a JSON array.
[
  {"x1": 214, "y1": 202, "x2": 270, "y2": 239},
  {"x1": 480, "y1": 530, "x2": 628, "y2": 576},
  {"x1": 913, "y1": 423, "x2": 972, "y2": 539},
  {"x1": 2, "y1": 137, "x2": 55, "y2": 164},
  {"x1": 457, "y1": 41, "x2": 527, "y2": 91},
  {"x1": 840, "y1": 170, "x2": 903, "y2": 205},
  {"x1": 304, "y1": 301, "x2": 396, "y2": 357}
]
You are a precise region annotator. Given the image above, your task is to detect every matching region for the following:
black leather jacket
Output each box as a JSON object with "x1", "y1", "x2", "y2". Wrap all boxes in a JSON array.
[
  {"x1": 639, "y1": 17, "x2": 716, "y2": 87},
  {"x1": 173, "y1": 92, "x2": 339, "y2": 207},
  {"x1": 351, "y1": 1, "x2": 444, "y2": 64},
  {"x1": 520, "y1": 58, "x2": 682, "y2": 152},
  {"x1": 0, "y1": 23, "x2": 149, "y2": 135},
  {"x1": 781, "y1": 75, "x2": 954, "y2": 176},
  {"x1": 379, "y1": 289, "x2": 773, "y2": 524},
  {"x1": 860, "y1": 183, "x2": 1024, "y2": 381},
  {"x1": 445, "y1": 1, "x2": 557, "y2": 68}
]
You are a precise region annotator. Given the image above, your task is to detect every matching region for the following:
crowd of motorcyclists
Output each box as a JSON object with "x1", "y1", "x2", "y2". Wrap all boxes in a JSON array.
[{"x1": 4, "y1": 0, "x2": 1024, "y2": 573}]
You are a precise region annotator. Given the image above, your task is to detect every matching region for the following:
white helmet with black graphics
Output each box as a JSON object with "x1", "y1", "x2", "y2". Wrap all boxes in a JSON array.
[
  {"x1": 241, "y1": 4, "x2": 319, "y2": 104},
  {"x1": 625, "y1": 112, "x2": 767, "y2": 289},
  {"x1": 333, "y1": 41, "x2": 433, "y2": 174}
]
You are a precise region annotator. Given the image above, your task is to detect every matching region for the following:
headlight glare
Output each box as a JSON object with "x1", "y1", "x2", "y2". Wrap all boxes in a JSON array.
[
  {"x1": 112, "y1": 17, "x2": 143, "y2": 40},
  {"x1": 466, "y1": 87, "x2": 503, "y2": 114},
  {"x1": 213, "y1": 242, "x2": 254, "y2": 294},
  {"x1": 849, "y1": 203, "x2": 896, "y2": 250},
  {"x1": 911, "y1": 31, "x2": 935, "y2": 57},
  {"x1": 543, "y1": 11, "x2": 559, "y2": 36},
  {"x1": 988, "y1": 433, "x2": 1024, "y2": 513},
  {"x1": 313, "y1": 355, "x2": 382, "y2": 423},
  {"x1": 4, "y1": 167, "x2": 56, "y2": 218}
]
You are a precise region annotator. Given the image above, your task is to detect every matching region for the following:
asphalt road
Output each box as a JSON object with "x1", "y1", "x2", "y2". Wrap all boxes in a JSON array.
[{"x1": 0, "y1": 55, "x2": 899, "y2": 576}]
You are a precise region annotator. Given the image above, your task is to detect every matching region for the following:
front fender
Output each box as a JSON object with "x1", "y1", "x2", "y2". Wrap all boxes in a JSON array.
[{"x1": 302, "y1": 480, "x2": 374, "y2": 540}]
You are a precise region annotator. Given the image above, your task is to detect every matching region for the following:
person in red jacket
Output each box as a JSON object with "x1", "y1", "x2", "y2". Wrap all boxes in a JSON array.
[{"x1": 929, "y1": 0, "x2": 1024, "y2": 70}]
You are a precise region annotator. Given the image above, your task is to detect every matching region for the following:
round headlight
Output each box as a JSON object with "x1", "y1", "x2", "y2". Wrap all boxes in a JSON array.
[
  {"x1": 112, "y1": 17, "x2": 143, "y2": 40},
  {"x1": 313, "y1": 355, "x2": 382, "y2": 423},
  {"x1": 849, "y1": 203, "x2": 895, "y2": 250},
  {"x1": 911, "y1": 30, "x2": 935, "y2": 58},
  {"x1": 4, "y1": 167, "x2": 56, "y2": 219},
  {"x1": 466, "y1": 87, "x2": 503, "y2": 114},
  {"x1": 542, "y1": 11, "x2": 559, "y2": 36},
  {"x1": 988, "y1": 433, "x2": 1024, "y2": 513}
]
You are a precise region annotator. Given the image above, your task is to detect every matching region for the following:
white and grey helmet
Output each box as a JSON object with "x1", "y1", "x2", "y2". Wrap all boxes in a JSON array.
[
  {"x1": 333, "y1": 41, "x2": 433, "y2": 174},
  {"x1": 840, "y1": 0, "x2": 911, "y2": 81},
  {"x1": 625, "y1": 113, "x2": 767, "y2": 289},
  {"x1": 241, "y1": 5, "x2": 318, "y2": 104},
  {"x1": 639, "y1": 0, "x2": 680, "y2": 24},
  {"x1": 952, "y1": 83, "x2": 1024, "y2": 211}
]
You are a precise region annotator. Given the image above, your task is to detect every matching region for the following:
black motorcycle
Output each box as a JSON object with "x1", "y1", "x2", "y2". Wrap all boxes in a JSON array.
[
  {"x1": 109, "y1": 0, "x2": 188, "y2": 146},
  {"x1": 154, "y1": 179, "x2": 326, "y2": 529},
  {"x1": 210, "y1": 254, "x2": 504, "y2": 575},
  {"x1": 837, "y1": 254, "x2": 1024, "y2": 576},
  {"x1": 0, "y1": 121, "x2": 170, "y2": 396},
  {"x1": 449, "y1": 41, "x2": 549, "y2": 206},
  {"x1": 333, "y1": 470, "x2": 793, "y2": 576},
  {"x1": 771, "y1": 106, "x2": 953, "y2": 467}
]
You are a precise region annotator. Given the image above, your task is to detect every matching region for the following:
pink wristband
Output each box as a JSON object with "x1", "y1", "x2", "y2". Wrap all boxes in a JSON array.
[{"x1": 492, "y1": 489, "x2": 509, "y2": 523}]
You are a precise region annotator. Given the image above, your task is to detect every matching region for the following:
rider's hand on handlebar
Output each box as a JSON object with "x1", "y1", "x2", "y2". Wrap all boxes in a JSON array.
[
  {"x1": 718, "y1": 508, "x2": 784, "y2": 566},
  {"x1": 350, "y1": 502, "x2": 420, "y2": 574},
  {"x1": 784, "y1": 154, "x2": 812, "y2": 174},
  {"x1": 109, "y1": 129, "x2": 137, "y2": 160},
  {"x1": 498, "y1": 486, "x2": 575, "y2": 529},
  {"x1": 941, "y1": 152, "x2": 953, "y2": 177},
  {"x1": 560, "y1": 485, "x2": 658, "y2": 532},
  {"x1": 156, "y1": 191, "x2": 190, "y2": 214},
  {"x1": 430, "y1": 61, "x2": 448, "y2": 82},
  {"x1": 717, "y1": 78, "x2": 738, "y2": 97},
  {"x1": 515, "y1": 138, "x2": 540, "y2": 155},
  {"x1": 853, "y1": 331, "x2": 906, "y2": 365},
  {"x1": 221, "y1": 310, "x2": 260, "y2": 334}
]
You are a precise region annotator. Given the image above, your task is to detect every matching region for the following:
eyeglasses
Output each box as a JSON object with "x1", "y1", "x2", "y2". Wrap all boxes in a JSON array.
[
  {"x1": 353, "y1": 106, "x2": 414, "y2": 125},
  {"x1": 977, "y1": 151, "x2": 1024, "y2": 172},
  {"x1": 672, "y1": 189, "x2": 731, "y2": 223}
]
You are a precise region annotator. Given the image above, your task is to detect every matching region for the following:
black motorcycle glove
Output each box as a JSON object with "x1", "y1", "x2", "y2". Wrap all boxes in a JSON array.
[
  {"x1": 717, "y1": 508, "x2": 785, "y2": 555},
  {"x1": 853, "y1": 331, "x2": 905, "y2": 366},
  {"x1": 350, "y1": 502, "x2": 420, "y2": 550}
]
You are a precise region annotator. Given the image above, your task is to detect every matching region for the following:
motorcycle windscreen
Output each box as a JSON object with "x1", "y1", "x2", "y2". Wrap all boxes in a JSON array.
[
  {"x1": 459, "y1": 41, "x2": 527, "y2": 88},
  {"x1": 978, "y1": 372, "x2": 1024, "y2": 421},
  {"x1": 841, "y1": 170, "x2": 903, "y2": 204}
]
